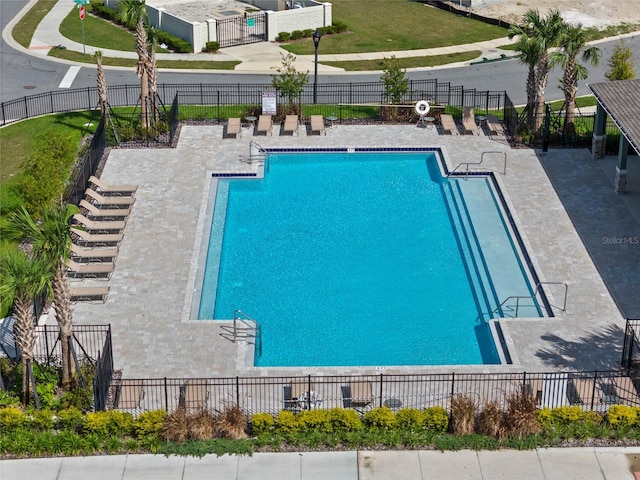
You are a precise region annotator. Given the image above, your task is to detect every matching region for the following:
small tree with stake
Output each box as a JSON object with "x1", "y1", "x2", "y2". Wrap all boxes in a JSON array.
[
  {"x1": 380, "y1": 56, "x2": 409, "y2": 122},
  {"x1": 271, "y1": 52, "x2": 308, "y2": 118}
]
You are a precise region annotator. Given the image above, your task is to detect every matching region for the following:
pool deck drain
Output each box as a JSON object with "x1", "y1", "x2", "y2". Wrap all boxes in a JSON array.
[{"x1": 65, "y1": 124, "x2": 638, "y2": 378}]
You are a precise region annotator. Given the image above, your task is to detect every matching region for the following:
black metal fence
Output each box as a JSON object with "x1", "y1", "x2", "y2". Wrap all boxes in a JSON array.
[
  {"x1": 65, "y1": 117, "x2": 106, "y2": 206},
  {"x1": 107, "y1": 370, "x2": 638, "y2": 415},
  {"x1": 94, "y1": 331, "x2": 114, "y2": 411},
  {"x1": 622, "y1": 319, "x2": 640, "y2": 372}
]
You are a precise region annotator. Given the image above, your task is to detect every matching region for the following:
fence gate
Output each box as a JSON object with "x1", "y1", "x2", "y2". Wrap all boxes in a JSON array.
[{"x1": 216, "y1": 13, "x2": 266, "y2": 48}]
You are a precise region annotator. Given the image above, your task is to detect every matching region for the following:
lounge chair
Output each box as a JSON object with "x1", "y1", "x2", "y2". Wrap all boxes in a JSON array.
[
  {"x1": 612, "y1": 376, "x2": 640, "y2": 405},
  {"x1": 256, "y1": 115, "x2": 273, "y2": 136},
  {"x1": 79, "y1": 199, "x2": 130, "y2": 221},
  {"x1": 226, "y1": 117, "x2": 242, "y2": 138},
  {"x1": 116, "y1": 380, "x2": 144, "y2": 411},
  {"x1": 72, "y1": 214, "x2": 125, "y2": 234},
  {"x1": 66, "y1": 258, "x2": 114, "y2": 280},
  {"x1": 310, "y1": 115, "x2": 326, "y2": 135},
  {"x1": 85, "y1": 189, "x2": 136, "y2": 208},
  {"x1": 439, "y1": 114, "x2": 458, "y2": 135},
  {"x1": 462, "y1": 107, "x2": 478, "y2": 135},
  {"x1": 485, "y1": 115, "x2": 505, "y2": 137},
  {"x1": 283, "y1": 115, "x2": 299, "y2": 136},
  {"x1": 70, "y1": 285, "x2": 110, "y2": 303},
  {"x1": 71, "y1": 244, "x2": 118, "y2": 263},
  {"x1": 182, "y1": 379, "x2": 209, "y2": 411},
  {"x1": 71, "y1": 227, "x2": 123, "y2": 247},
  {"x1": 348, "y1": 381, "x2": 373, "y2": 409},
  {"x1": 88, "y1": 175, "x2": 137, "y2": 197}
]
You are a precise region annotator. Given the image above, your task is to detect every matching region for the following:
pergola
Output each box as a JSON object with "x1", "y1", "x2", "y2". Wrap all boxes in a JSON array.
[{"x1": 588, "y1": 79, "x2": 640, "y2": 193}]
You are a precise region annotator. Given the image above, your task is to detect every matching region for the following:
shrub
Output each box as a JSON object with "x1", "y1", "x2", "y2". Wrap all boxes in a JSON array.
[
  {"x1": 333, "y1": 21, "x2": 347, "y2": 33},
  {"x1": 290, "y1": 30, "x2": 304, "y2": 40},
  {"x1": 423, "y1": 406, "x2": 449, "y2": 433},
  {"x1": 90, "y1": 3, "x2": 119, "y2": 22},
  {"x1": 28, "y1": 409, "x2": 55, "y2": 431},
  {"x1": 395, "y1": 408, "x2": 423, "y2": 432},
  {"x1": 276, "y1": 410, "x2": 298, "y2": 434},
  {"x1": 326, "y1": 25, "x2": 338, "y2": 34},
  {"x1": 134, "y1": 409, "x2": 167, "y2": 440},
  {"x1": 55, "y1": 407, "x2": 85, "y2": 432},
  {"x1": 215, "y1": 404, "x2": 248, "y2": 440},
  {"x1": 477, "y1": 401, "x2": 505, "y2": 438},
  {"x1": 363, "y1": 407, "x2": 396, "y2": 430},
  {"x1": 504, "y1": 386, "x2": 541, "y2": 438},
  {"x1": 328, "y1": 408, "x2": 362, "y2": 432},
  {"x1": 0, "y1": 407, "x2": 25, "y2": 432},
  {"x1": 551, "y1": 406, "x2": 585, "y2": 425},
  {"x1": 607, "y1": 405, "x2": 637, "y2": 428},
  {"x1": 302, "y1": 29, "x2": 314, "y2": 38},
  {"x1": 85, "y1": 411, "x2": 134, "y2": 437},
  {"x1": 203, "y1": 41, "x2": 220, "y2": 53},
  {"x1": 296, "y1": 409, "x2": 332, "y2": 433},
  {"x1": 450, "y1": 395, "x2": 476, "y2": 435},
  {"x1": 163, "y1": 408, "x2": 189, "y2": 442},
  {"x1": 277, "y1": 31, "x2": 291, "y2": 42},
  {"x1": 189, "y1": 409, "x2": 216, "y2": 440},
  {"x1": 58, "y1": 387, "x2": 93, "y2": 412},
  {"x1": 155, "y1": 30, "x2": 192, "y2": 53},
  {"x1": 251, "y1": 412, "x2": 275, "y2": 435}
]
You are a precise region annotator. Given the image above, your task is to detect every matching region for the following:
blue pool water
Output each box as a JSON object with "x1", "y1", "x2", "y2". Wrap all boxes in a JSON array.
[{"x1": 199, "y1": 150, "x2": 542, "y2": 367}]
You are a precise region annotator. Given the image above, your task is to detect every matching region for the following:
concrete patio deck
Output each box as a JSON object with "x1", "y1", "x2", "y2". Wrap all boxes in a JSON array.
[{"x1": 63, "y1": 122, "x2": 638, "y2": 379}]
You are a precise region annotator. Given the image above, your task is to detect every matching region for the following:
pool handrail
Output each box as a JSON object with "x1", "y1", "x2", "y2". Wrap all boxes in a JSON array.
[{"x1": 448, "y1": 151, "x2": 507, "y2": 179}]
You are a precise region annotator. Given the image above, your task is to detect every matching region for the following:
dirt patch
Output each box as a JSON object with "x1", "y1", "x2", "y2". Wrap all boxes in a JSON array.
[{"x1": 462, "y1": 0, "x2": 640, "y2": 28}]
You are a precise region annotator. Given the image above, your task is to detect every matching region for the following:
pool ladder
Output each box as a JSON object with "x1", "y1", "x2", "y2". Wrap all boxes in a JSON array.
[
  {"x1": 230, "y1": 309, "x2": 262, "y2": 357},
  {"x1": 482, "y1": 281, "x2": 568, "y2": 320},
  {"x1": 239, "y1": 141, "x2": 268, "y2": 172},
  {"x1": 448, "y1": 151, "x2": 507, "y2": 179}
]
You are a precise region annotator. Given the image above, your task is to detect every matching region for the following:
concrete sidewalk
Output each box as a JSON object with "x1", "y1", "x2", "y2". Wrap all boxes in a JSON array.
[
  {"x1": 1, "y1": 447, "x2": 640, "y2": 479},
  {"x1": 27, "y1": 0, "x2": 516, "y2": 72}
]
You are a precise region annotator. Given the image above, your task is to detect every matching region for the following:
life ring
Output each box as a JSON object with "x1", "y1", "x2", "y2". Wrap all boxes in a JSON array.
[{"x1": 415, "y1": 100, "x2": 430, "y2": 116}]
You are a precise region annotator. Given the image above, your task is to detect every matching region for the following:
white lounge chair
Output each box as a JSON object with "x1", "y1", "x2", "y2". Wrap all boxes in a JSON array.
[
  {"x1": 256, "y1": 115, "x2": 273, "y2": 136},
  {"x1": 88, "y1": 175, "x2": 137, "y2": 196},
  {"x1": 79, "y1": 199, "x2": 130, "y2": 221},
  {"x1": 439, "y1": 114, "x2": 458, "y2": 135},
  {"x1": 310, "y1": 115, "x2": 326, "y2": 135},
  {"x1": 71, "y1": 227, "x2": 123, "y2": 247},
  {"x1": 71, "y1": 244, "x2": 118, "y2": 263},
  {"x1": 283, "y1": 115, "x2": 299, "y2": 136},
  {"x1": 85, "y1": 189, "x2": 136, "y2": 208},
  {"x1": 462, "y1": 107, "x2": 479, "y2": 135},
  {"x1": 66, "y1": 258, "x2": 114, "y2": 280},
  {"x1": 72, "y1": 214, "x2": 125, "y2": 234},
  {"x1": 485, "y1": 115, "x2": 505, "y2": 137},
  {"x1": 226, "y1": 117, "x2": 242, "y2": 138},
  {"x1": 70, "y1": 286, "x2": 110, "y2": 303}
]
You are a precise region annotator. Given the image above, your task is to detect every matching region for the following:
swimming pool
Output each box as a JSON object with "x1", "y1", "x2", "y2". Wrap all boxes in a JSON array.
[{"x1": 198, "y1": 149, "x2": 546, "y2": 367}]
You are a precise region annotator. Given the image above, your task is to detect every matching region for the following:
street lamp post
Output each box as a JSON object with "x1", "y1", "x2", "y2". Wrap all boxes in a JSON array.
[{"x1": 312, "y1": 29, "x2": 322, "y2": 104}]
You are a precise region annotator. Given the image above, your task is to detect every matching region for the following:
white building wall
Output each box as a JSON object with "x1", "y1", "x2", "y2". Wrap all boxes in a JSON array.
[{"x1": 268, "y1": 5, "x2": 326, "y2": 40}]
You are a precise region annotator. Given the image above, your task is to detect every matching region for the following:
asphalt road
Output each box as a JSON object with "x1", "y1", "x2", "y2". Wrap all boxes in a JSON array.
[{"x1": 1, "y1": 0, "x2": 640, "y2": 106}]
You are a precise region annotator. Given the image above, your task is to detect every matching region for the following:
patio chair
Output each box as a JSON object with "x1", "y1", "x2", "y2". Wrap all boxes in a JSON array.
[
  {"x1": 116, "y1": 380, "x2": 144, "y2": 411},
  {"x1": 226, "y1": 117, "x2": 242, "y2": 138},
  {"x1": 348, "y1": 381, "x2": 373, "y2": 409},
  {"x1": 88, "y1": 175, "x2": 137, "y2": 197},
  {"x1": 485, "y1": 115, "x2": 505, "y2": 137},
  {"x1": 182, "y1": 379, "x2": 209, "y2": 411},
  {"x1": 283, "y1": 115, "x2": 299, "y2": 136},
  {"x1": 66, "y1": 258, "x2": 114, "y2": 280},
  {"x1": 439, "y1": 114, "x2": 458, "y2": 135},
  {"x1": 71, "y1": 244, "x2": 118, "y2": 263},
  {"x1": 256, "y1": 115, "x2": 273, "y2": 136},
  {"x1": 462, "y1": 107, "x2": 478, "y2": 135},
  {"x1": 612, "y1": 376, "x2": 640, "y2": 405},
  {"x1": 70, "y1": 285, "x2": 110, "y2": 304},
  {"x1": 71, "y1": 227, "x2": 123, "y2": 247},
  {"x1": 85, "y1": 188, "x2": 136, "y2": 208},
  {"x1": 310, "y1": 115, "x2": 326, "y2": 135},
  {"x1": 72, "y1": 213, "x2": 125, "y2": 234},
  {"x1": 79, "y1": 199, "x2": 130, "y2": 221}
]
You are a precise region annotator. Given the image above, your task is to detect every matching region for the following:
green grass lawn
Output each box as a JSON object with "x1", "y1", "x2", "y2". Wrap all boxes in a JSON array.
[
  {"x1": 323, "y1": 51, "x2": 481, "y2": 71},
  {"x1": 283, "y1": 0, "x2": 508, "y2": 55},
  {"x1": 59, "y1": 7, "x2": 138, "y2": 52},
  {"x1": 12, "y1": 0, "x2": 57, "y2": 48}
]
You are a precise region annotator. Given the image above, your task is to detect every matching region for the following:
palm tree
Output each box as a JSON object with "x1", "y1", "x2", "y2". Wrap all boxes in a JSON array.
[
  {"x1": 509, "y1": 9, "x2": 564, "y2": 130},
  {"x1": 549, "y1": 23, "x2": 600, "y2": 131},
  {"x1": 0, "y1": 249, "x2": 52, "y2": 404},
  {"x1": 92, "y1": 50, "x2": 108, "y2": 122},
  {"x1": 145, "y1": 26, "x2": 160, "y2": 123},
  {"x1": 3, "y1": 204, "x2": 79, "y2": 389},
  {"x1": 118, "y1": 0, "x2": 150, "y2": 129},
  {"x1": 510, "y1": 34, "x2": 542, "y2": 131}
]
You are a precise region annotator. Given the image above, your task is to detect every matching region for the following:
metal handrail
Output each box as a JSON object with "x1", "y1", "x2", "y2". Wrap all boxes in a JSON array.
[
  {"x1": 448, "y1": 151, "x2": 507, "y2": 179},
  {"x1": 536, "y1": 281, "x2": 568, "y2": 312},
  {"x1": 232, "y1": 310, "x2": 262, "y2": 356}
]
